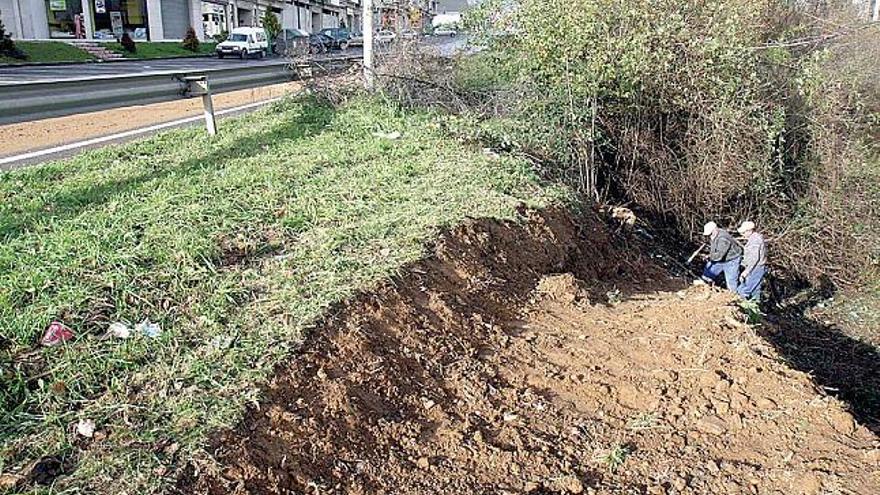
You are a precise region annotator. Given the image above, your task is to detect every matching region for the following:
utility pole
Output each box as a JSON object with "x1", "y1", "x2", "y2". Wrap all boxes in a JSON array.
[
  {"x1": 363, "y1": 0, "x2": 375, "y2": 89},
  {"x1": 873, "y1": 0, "x2": 879, "y2": 22}
]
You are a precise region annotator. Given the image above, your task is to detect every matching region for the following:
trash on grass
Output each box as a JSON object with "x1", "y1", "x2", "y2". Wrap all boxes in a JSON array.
[
  {"x1": 372, "y1": 131, "x2": 401, "y2": 140},
  {"x1": 209, "y1": 335, "x2": 234, "y2": 350},
  {"x1": 41, "y1": 321, "x2": 74, "y2": 347},
  {"x1": 103, "y1": 322, "x2": 132, "y2": 340},
  {"x1": 135, "y1": 319, "x2": 162, "y2": 339},
  {"x1": 75, "y1": 419, "x2": 95, "y2": 438}
]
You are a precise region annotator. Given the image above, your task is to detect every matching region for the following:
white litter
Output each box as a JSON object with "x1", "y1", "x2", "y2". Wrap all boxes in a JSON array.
[{"x1": 76, "y1": 419, "x2": 95, "y2": 438}]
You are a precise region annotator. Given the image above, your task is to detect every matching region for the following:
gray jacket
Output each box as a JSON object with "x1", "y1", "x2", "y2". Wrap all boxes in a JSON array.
[
  {"x1": 709, "y1": 229, "x2": 743, "y2": 262},
  {"x1": 741, "y1": 232, "x2": 767, "y2": 276}
]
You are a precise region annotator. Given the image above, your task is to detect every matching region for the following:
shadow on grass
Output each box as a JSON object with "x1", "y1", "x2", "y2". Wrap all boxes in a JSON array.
[{"x1": 0, "y1": 101, "x2": 335, "y2": 242}]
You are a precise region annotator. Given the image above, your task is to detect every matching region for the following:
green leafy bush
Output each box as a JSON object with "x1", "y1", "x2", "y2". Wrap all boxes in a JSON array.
[
  {"x1": 461, "y1": 0, "x2": 879, "y2": 288},
  {"x1": 262, "y1": 11, "x2": 281, "y2": 38}
]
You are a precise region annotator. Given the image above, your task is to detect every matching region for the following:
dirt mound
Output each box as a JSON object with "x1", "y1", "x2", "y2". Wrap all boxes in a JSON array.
[{"x1": 176, "y1": 209, "x2": 879, "y2": 495}]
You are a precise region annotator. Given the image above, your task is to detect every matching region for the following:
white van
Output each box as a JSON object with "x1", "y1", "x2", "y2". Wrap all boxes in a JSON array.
[{"x1": 216, "y1": 27, "x2": 269, "y2": 59}]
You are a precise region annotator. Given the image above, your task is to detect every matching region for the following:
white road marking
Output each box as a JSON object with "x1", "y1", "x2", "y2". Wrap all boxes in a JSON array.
[{"x1": 0, "y1": 97, "x2": 282, "y2": 168}]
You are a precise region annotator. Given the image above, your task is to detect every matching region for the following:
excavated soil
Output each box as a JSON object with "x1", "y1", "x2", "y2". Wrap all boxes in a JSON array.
[{"x1": 177, "y1": 209, "x2": 879, "y2": 495}]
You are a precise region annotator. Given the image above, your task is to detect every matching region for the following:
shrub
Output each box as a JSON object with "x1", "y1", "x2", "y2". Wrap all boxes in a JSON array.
[
  {"x1": 182, "y1": 27, "x2": 200, "y2": 52},
  {"x1": 213, "y1": 30, "x2": 228, "y2": 43},
  {"x1": 459, "y1": 0, "x2": 879, "y2": 288},
  {"x1": 262, "y1": 11, "x2": 281, "y2": 39},
  {"x1": 120, "y1": 32, "x2": 136, "y2": 53},
  {"x1": 0, "y1": 13, "x2": 27, "y2": 60}
]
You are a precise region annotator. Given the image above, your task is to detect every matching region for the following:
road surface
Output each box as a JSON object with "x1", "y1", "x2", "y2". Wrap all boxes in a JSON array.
[{"x1": 0, "y1": 35, "x2": 467, "y2": 84}]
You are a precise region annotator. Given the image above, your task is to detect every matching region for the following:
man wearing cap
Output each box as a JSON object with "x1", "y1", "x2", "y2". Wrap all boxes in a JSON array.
[
  {"x1": 700, "y1": 221, "x2": 743, "y2": 291},
  {"x1": 736, "y1": 221, "x2": 767, "y2": 300}
]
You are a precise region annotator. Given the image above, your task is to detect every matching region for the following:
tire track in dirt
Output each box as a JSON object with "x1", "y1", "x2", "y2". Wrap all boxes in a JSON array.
[{"x1": 175, "y1": 208, "x2": 879, "y2": 495}]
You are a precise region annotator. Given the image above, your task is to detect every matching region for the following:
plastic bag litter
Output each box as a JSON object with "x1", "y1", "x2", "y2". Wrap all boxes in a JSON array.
[
  {"x1": 372, "y1": 131, "x2": 401, "y2": 140},
  {"x1": 75, "y1": 419, "x2": 95, "y2": 438},
  {"x1": 41, "y1": 321, "x2": 74, "y2": 347},
  {"x1": 103, "y1": 322, "x2": 131, "y2": 340},
  {"x1": 135, "y1": 319, "x2": 161, "y2": 339}
]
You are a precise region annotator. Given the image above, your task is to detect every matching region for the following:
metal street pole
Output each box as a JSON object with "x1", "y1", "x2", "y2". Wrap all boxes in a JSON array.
[{"x1": 363, "y1": 0, "x2": 375, "y2": 89}]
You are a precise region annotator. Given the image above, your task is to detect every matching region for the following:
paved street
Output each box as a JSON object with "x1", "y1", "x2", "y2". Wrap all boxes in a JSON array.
[{"x1": 0, "y1": 35, "x2": 467, "y2": 84}]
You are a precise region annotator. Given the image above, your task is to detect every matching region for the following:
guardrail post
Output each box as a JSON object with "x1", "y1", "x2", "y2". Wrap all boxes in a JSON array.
[{"x1": 180, "y1": 75, "x2": 217, "y2": 136}]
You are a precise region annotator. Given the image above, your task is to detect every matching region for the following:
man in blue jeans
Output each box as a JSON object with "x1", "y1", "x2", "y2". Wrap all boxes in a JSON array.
[
  {"x1": 736, "y1": 221, "x2": 767, "y2": 300},
  {"x1": 700, "y1": 221, "x2": 743, "y2": 292}
]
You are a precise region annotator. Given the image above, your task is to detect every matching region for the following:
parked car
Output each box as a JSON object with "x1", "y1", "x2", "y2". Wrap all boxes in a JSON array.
[
  {"x1": 216, "y1": 27, "x2": 269, "y2": 59},
  {"x1": 433, "y1": 25, "x2": 457, "y2": 37},
  {"x1": 319, "y1": 27, "x2": 352, "y2": 50},
  {"x1": 400, "y1": 29, "x2": 419, "y2": 40},
  {"x1": 273, "y1": 28, "x2": 310, "y2": 56},
  {"x1": 376, "y1": 29, "x2": 396, "y2": 44},
  {"x1": 348, "y1": 30, "x2": 364, "y2": 46},
  {"x1": 308, "y1": 33, "x2": 334, "y2": 54}
]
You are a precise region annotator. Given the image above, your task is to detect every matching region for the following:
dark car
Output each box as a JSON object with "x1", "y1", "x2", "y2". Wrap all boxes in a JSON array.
[
  {"x1": 273, "y1": 28, "x2": 310, "y2": 56},
  {"x1": 319, "y1": 27, "x2": 352, "y2": 50},
  {"x1": 308, "y1": 33, "x2": 334, "y2": 54}
]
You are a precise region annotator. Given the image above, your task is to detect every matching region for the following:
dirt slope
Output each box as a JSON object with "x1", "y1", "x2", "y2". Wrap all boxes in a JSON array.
[{"x1": 176, "y1": 209, "x2": 879, "y2": 495}]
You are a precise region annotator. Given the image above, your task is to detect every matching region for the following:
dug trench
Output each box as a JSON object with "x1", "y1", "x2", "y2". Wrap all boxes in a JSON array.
[{"x1": 175, "y1": 208, "x2": 879, "y2": 495}]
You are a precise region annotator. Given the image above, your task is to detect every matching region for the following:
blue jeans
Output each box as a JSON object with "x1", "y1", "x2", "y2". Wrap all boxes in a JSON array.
[
  {"x1": 737, "y1": 264, "x2": 766, "y2": 300},
  {"x1": 702, "y1": 257, "x2": 741, "y2": 292}
]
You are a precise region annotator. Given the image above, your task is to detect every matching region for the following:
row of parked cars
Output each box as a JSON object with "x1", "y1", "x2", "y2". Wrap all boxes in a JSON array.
[{"x1": 216, "y1": 26, "x2": 456, "y2": 59}]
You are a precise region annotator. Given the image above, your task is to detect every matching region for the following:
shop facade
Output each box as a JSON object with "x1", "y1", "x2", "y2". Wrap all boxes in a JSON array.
[{"x1": 1, "y1": 0, "x2": 380, "y2": 41}]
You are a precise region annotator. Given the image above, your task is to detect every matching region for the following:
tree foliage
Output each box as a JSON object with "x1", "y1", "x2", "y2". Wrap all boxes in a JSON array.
[{"x1": 262, "y1": 11, "x2": 281, "y2": 38}]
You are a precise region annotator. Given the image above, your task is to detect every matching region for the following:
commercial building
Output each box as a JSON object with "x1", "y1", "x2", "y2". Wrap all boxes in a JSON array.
[{"x1": 0, "y1": 0, "x2": 364, "y2": 41}]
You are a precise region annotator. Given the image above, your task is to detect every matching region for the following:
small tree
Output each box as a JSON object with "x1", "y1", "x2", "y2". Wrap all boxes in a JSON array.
[
  {"x1": 0, "y1": 12, "x2": 26, "y2": 60},
  {"x1": 262, "y1": 11, "x2": 281, "y2": 38},
  {"x1": 262, "y1": 12, "x2": 280, "y2": 55},
  {"x1": 120, "y1": 32, "x2": 136, "y2": 53},
  {"x1": 182, "y1": 27, "x2": 200, "y2": 52}
]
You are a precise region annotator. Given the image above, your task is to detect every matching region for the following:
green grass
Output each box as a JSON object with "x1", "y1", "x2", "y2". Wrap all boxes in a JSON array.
[
  {"x1": 599, "y1": 443, "x2": 632, "y2": 473},
  {"x1": 0, "y1": 95, "x2": 566, "y2": 493},
  {"x1": 0, "y1": 41, "x2": 94, "y2": 65},
  {"x1": 102, "y1": 41, "x2": 217, "y2": 59}
]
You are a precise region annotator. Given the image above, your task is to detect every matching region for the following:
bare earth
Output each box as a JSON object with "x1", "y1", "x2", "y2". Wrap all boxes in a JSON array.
[
  {"x1": 176, "y1": 209, "x2": 879, "y2": 495},
  {"x1": 0, "y1": 82, "x2": 301, "y2": 157}
]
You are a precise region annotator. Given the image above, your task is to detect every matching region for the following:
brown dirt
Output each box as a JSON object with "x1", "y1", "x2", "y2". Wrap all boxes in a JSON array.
[
  {"x1": 176, "y1": 209, "x2": 879, "y2": 495},
  {"x1": 0, "y1": 82, "x2": 301, "y2": 157}
]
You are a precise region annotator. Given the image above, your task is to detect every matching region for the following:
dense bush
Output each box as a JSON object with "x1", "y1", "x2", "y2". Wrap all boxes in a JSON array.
[
  {"x1": 459, "y1": 0, "x2": 879, "y2": 288},
  {"x1": 182, "y1": 27, "x2": 200, "y2": 52},
  {"x1": 120, "y1": 32, "x2": 136, "y2": 53},
  {"x1": 262, "y1": 11, "x2": 281, "y2": 39},
  {"x1": 213, "y1": 30, "x2": 228, "y2": 43}
]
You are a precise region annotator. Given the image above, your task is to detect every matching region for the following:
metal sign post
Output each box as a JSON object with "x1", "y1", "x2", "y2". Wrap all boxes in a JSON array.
[
  {"x1": 363, "y1": 0, "x2": 374, "y2": 89},
  {"x1": 180, "y1": 75, "x2": 217, "y2": 136}
]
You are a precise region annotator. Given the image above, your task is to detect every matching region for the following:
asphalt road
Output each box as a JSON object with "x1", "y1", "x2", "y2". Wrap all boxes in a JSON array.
[{"x1": 0, "y1": 35, "x2": 467, "y2": 84}]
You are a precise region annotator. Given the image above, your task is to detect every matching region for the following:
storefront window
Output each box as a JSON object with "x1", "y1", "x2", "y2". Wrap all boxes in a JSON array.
[
  {"x1": 45, "y1": 0, "x2": 85, "y2": 38},
  {"x1": 92, "y1": 0, "x2": 149, "y2": 40}
]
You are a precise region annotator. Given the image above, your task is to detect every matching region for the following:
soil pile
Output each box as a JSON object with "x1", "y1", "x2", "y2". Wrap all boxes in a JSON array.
[{"x1": 177, "y1": 209, "x2": 879, "y2": 494}]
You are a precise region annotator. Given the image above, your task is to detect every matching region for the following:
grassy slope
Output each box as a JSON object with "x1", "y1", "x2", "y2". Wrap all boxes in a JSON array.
[
  {"x1": 0, "y1": 96, "x2": 565, "y2": 493},
  {"x1": 0, "y1": 41, "x2": 94, "y2": 64},
  {"x1": 102, "y1": 41, "x2": 216, "y2": 59}
]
